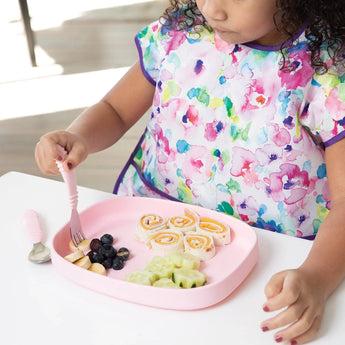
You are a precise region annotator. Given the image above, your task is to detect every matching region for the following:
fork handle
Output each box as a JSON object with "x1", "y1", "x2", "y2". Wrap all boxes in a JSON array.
[{"x1": 56, "y1": 145, "x2": 78, "y2": 210}]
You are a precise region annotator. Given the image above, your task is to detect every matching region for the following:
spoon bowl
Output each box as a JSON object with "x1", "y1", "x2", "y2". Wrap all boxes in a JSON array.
[{"x1": 28, "y1": 242, "x2": 51, "y2": 263}]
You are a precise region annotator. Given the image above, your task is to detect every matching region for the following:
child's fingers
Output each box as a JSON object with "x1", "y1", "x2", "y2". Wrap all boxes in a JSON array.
[
  {"x1": 35, "y1": 137, "x2": 63, "y2": 174},
  {"x1": 264, "y1": 270, "x2": 300, "y2": 311},
  {"x1": 264, "y1": 271, "x2": 286, "y2": 299},
  {"x1": 62, "y1": 140, "x2": 88, "y2": 171},
  {"x1": 273, "y1": 311, "x2": 323, "y2": 345},
  {"x1": 35, "y1": 130, "x2": 88, "y2": 173},
  {"x1": 288, "y1": 315, "x2": 323, "y2": 345},
  {"x1": 262, "y1": 269, "x2": 326, "y2": 344},
  {"x1": 261, "y1": 301, "x2": 306, "y2": 330}
]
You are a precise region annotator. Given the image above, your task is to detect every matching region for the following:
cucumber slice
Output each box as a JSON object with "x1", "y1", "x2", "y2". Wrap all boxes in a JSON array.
[
  {"x1": 172, "y1": 267, "x2": 207, "y2": 288},
  {"x1": 125, "y1": 269, "x2": 158, "y2": 286},
  {"x1": 152, "y1": 278, "x2": 180, "y2": 288},
  {"x1": 169, "y1": 252, "x2": 200, "y2": 270},
  {"x1": 145, "y1": 256, "x2": 175, "y2": 279}
]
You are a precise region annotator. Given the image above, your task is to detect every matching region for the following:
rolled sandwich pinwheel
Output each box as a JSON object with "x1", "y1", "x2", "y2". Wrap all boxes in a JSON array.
[
  {"x1": 168, "y1": 208, "x2": 199, "y2": 233},
  {"x1": 148, "y1": 230, "x2": 184, "y2": 256},
  {"x1": 196, "y1": 217, "x2": 231, "y2": 246},
  {"x1": 136, "y1": 214, "x2": 167, "y2": 243},
  {"x1": 183, "y1": 232, "x2": 215, "y2": 261}
]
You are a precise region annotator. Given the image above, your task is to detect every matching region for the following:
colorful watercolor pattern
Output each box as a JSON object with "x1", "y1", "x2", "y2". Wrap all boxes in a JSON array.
[{"x1": 115, "y1": 20, "x2": 345, "y2": 238}]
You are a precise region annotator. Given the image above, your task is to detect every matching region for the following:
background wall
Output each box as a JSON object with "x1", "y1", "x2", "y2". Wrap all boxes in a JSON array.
[{"x1": 0, "y1": 0, "x2": 168, "y2": 192}]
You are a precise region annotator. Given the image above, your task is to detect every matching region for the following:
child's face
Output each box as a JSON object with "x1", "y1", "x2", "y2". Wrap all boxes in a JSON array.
[{"x1": 196, "y1": 0, "x2": 284, "y2": 46}]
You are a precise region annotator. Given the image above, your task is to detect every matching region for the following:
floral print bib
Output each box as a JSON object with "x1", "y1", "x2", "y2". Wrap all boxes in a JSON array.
[{"x1": 114, "y1": 20, "x2": 345, "y2": 238}]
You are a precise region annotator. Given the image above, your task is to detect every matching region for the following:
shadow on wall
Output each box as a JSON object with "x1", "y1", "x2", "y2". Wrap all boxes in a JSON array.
[{"x1": 34, "y1": 1, "x2": 168, "y2": 75}]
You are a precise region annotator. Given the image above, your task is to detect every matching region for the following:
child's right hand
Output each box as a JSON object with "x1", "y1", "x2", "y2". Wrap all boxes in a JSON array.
[{"x1": 35, "y1": 130, "x2": 88, "y2": 175}]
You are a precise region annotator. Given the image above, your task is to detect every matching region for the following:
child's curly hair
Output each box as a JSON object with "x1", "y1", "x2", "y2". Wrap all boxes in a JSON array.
[{"x1": 161, "y1": 0, "x2": 345, "y2": 74}]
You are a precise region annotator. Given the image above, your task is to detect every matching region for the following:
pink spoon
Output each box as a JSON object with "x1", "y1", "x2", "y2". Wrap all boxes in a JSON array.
[{"x1": 22, "y1": 209, "x2": 51, "y2": 263}]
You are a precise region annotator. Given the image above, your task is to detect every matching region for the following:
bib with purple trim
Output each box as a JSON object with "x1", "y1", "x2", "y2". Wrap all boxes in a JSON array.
[{"x1": 115, "y1": 20, "x2": 345, "y2": 238}]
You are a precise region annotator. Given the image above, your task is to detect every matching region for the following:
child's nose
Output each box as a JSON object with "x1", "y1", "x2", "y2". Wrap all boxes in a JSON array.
[{"x1": 200, "y1": 0, "x2": 227, "y2": 21}]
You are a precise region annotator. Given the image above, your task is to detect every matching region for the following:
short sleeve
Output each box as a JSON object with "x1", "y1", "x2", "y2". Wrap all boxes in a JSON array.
[
  {"x1": 300, "y1": 68, "x2": 345, "y2": 147},
  {"x1": 135, "y1": 21, "x2": 170, "y2": 86}
]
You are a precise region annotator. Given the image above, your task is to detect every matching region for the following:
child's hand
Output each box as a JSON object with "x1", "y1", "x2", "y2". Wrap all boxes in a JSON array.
[
  {"x1": 35, "y1": 130, "x2": 88, "y2": 175},
  {"x1": 261, "y1": 269, "x2": 327, "y2": 344}
]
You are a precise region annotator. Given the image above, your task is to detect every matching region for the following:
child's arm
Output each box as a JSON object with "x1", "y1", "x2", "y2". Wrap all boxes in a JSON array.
[
  {"x1": 261, "y1": 138, "x2": 345, "y2": 344},
  {"x1": 35, "y1": 61, "x2": 155, "y2": 174}
]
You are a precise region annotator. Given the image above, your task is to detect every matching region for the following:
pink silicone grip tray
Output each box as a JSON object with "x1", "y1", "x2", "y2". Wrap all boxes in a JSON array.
[{"x1": 51, "y1": 196, "x2": 258, "y2": 310}]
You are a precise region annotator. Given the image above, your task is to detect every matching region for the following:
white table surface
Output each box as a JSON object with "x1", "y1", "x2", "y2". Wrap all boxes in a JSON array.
[{"x1": 1, "y1": 171, "x2": 344, "y2": 345}]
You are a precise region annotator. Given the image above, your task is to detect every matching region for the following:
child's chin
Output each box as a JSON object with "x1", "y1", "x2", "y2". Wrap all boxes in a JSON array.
[{"x1": 214, "y1": 31, "x2": 245, "y2": 45}]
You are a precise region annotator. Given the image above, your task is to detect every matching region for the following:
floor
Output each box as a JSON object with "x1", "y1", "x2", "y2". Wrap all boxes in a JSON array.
[{"x1": 0, "y1": 0, "x2": 167, "y2": 192}]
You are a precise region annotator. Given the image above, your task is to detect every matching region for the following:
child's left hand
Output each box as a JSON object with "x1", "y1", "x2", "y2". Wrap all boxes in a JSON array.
[{"x1": 261, "y1": 268, "x2": 327, "y2": 344}]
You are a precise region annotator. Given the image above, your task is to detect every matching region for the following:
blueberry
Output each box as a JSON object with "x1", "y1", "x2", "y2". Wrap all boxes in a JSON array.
[
  {"x1": 117, "y1": 247, "x2": 130, "y2": 261},
  {"x1": 86, "y1": 251, "x2": 95, "y2": 263},
  {"x1": 92, "y1": 253, "x2": 105, "y2": 264},
  {"x1": 100, "y1": 234, "x2": 114, "y2": 245},
  {"x1": 97, "y1": 245, "x2": 107, "y2": 256},
  {"x1": 90, "y1": 238, "x2": 102, "y2": 252},
  {"x1": 102, "y1": 258, "x2": 113, "y2": 269},
  {"x1": 112, "y1": 257, "x2": 124, "y2": 270},
  {"x1": 102, "y1": 244, "x2": 117, "y2": 259}
]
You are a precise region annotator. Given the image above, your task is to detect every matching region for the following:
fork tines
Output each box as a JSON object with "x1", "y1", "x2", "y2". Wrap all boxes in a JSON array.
[{"x1": 70, "y1": 228, "x2": 86, "y2": 248}]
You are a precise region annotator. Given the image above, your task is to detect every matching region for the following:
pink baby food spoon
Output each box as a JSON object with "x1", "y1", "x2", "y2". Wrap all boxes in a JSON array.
[{"x1": 22, "y1": 209, "x2": 51, "y2": 263}]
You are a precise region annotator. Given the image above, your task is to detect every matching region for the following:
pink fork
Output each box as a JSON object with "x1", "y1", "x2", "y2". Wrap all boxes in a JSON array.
[{"x1": 56, "y1": 145, "x2": 86, "y2": 247}]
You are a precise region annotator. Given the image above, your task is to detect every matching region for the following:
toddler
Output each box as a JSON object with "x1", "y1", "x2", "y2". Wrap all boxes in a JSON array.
[{"x1": 35, "y1": 1, "x2": 345, "y2": 344}]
